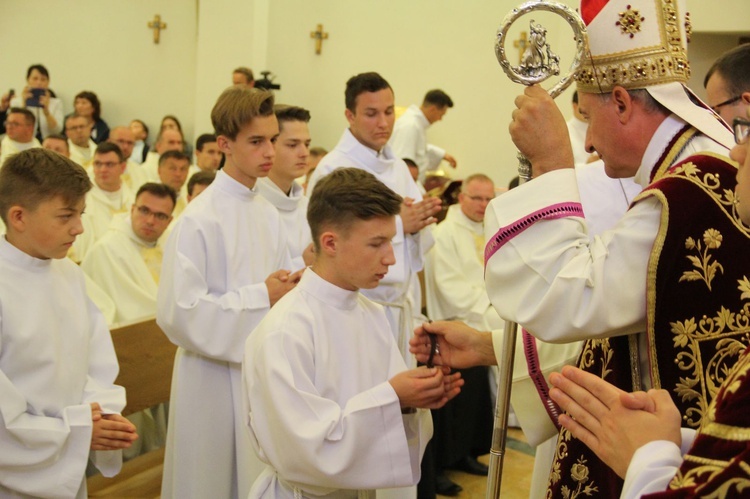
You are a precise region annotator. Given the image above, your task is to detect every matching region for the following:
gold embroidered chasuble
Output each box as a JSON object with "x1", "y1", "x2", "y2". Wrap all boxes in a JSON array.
[{"x1": 547, "y1": 127, "x2": 750, "y2": 498}]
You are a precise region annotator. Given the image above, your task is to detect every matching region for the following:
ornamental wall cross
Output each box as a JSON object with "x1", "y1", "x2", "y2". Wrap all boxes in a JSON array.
[
  {"x1": 310, "y1": 24, "x2": 329, "y2": 55},
  {"x1": 513, "y1": 31, "x2": 529, "y2": 64},
  {"x1": 148, "y1": 14, "x2": 167, "y2": 44}
]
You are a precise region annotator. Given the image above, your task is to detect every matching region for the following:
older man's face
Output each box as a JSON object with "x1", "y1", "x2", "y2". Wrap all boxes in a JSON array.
[{"x1": 5, "y1": 113, "x2": 35, "y2": 143}]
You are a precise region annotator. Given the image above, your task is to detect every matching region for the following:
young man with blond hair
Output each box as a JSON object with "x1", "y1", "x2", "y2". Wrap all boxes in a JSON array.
[{"x1": 158, "y1": 86, "x2": 300, "y2": 499}]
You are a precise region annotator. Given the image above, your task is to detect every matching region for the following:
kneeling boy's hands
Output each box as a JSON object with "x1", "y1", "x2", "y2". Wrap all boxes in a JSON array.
[
  {"x1": 90, "y1": 412, "x2": 139, "y2": 451},
  {"x1": 390, "y1": 366, "x2": 463, "y2": 411}
]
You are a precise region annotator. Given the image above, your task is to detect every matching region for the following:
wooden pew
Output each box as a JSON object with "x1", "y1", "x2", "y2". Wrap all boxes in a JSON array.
[{"x1": 87, "y1": 316, "x2": 176, "y2": 498}]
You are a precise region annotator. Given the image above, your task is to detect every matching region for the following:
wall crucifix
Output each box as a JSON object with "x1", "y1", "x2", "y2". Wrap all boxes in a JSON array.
[
  {"x1": 310, "y1": 24, "x2": 329, "y2": 55},
  {"x1": 148, "y1": 14, "x2": 167, "y2": 44},
  {"x1": 513, "y1": 31, "x2": 529, "y2": 64}
]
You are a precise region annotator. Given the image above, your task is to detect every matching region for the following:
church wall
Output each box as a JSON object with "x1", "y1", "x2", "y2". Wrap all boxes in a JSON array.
[{"x1": 0, "y1": 0, "x2": 198, "y2": 145}]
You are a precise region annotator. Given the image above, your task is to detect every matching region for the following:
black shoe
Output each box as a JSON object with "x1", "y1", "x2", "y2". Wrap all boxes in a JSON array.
[
  {"x1": 435, "y1": 474, "x2": 463, "y2": 496},
  {"x1": 449, "y1": 456, "x2": 489, "y2": 476}
]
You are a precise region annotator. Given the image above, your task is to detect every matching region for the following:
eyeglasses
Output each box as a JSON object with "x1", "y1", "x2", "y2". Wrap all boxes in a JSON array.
[
  {"x1": 4, "y1": 121, "x2": 30, "y2": 128},
  {"x1": 712, "y1": 95, "x2": 742, "y2": 113},
  {"x1": 135, "y1": 205, "x2": 171, "y2": 222},
  {"x1": 66, "y1": 125, "x2": 88, "y2": 132},
  {"x1": 734, "y1": 117, "x2": 750, "y2": 145},
  {"x1": 93, "y1": 161, "x2": 121, "y2": 169},
  {"x1": 466, "y1": 194, "x2": 495, "y2": 203}
]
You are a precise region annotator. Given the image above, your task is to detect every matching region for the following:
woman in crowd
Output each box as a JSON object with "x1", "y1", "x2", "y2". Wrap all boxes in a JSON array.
[
  {"x1": 73, "y1": 91, "x2": 109, "y2": 143},
  {"x1": 10, "y1": 64, "x2": 63, "y2": 140}
]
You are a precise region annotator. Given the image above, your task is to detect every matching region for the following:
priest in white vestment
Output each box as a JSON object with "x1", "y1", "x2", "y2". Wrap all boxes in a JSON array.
[
  {"x1": 389, "y1": 90, "x2": 457, "y2": 183},
  {"x1": 156, "y1": 150, "x2": 190, "y2": 219},
  {"x1": 141, "y1": 129, "x2": 185, "y2": 184},
  {"x1": 0, "y1": 108, "x2": 40, "y2": 165},
  {"x1": 158, "y1": 87, "x2": 300, "y2": 499},
  {"x1": 257, "y1": 105, "x2": 313, "y2": 271},
  {"x1": 245, "y1": 167, "x2": 453, "y2": 499},
  {"x1": 82, "y1": 183, "x2": 175, "y2": 325},
  {"x1": 65, "y1": 115, "x2": 97, "y2": 170},
  {"x1": 307, "y1": 73, "x2": 440, "y2": 369},
  {"x1": 70, "y1": 143, "x2": 134, "y2": 262},
  {"x1": 189, "y1": 133, "x2": 222, "y2": 176},
  {"x1": 109, "y1": 126, "x2": 149, "y2": 192}
]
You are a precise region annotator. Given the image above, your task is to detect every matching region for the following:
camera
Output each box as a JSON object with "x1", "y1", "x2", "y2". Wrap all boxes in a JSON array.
[
  {"x1": 255, "y1": 71, "x2": 281, "y2": 91},
  {"x1": 25, "y1": 88, "x2": 46, "y2": 108}
]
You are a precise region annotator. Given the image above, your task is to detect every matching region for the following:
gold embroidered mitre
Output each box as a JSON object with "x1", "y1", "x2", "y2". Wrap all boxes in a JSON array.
[{"x1": 576, "y1": 0, "x2": 690, "y2": 93}]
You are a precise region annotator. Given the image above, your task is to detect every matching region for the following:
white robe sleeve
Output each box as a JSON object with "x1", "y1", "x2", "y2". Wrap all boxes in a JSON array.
[
  {"x1": 620, "y1": 428, "x2": 696, "y2": 499},
  {"x1": 425, "y1": 144, "x2": 446, "y2": 172},
  {"x1": 0, "y1": 296, "x2": 124, "y2": 497},
  {"x1": 157, "y1": 216, "x2": 276, "y2": 364},
  {"x1": 484, "y1": 169, "x2": 657, "y2": 343},
  {"x1": 245, "y1": 326, "x2": 427, "y2": 491}
]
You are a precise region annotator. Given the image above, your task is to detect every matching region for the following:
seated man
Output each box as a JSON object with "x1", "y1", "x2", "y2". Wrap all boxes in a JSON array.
[
  {"x1": 141, "y1": 128, "x2": 184, "y2": 183},
  {"x1": 256, "y1": 105, "x2": 314, "y2": 270},
  {"x1": 0, "y1": 108, "x2": 40, "y2": 165},
  {"x1": 244, "y1": 167, "x2": 461, "y2": 498},
  {"x1": 82, "y1": 183, "x2": 176, "y2": 324},
  {"x1": 42, "y1": 133, "x2": 70, "y2": 157},
  {"x1": 187, "y1": 170, "x2": 215, "y2": 202},
  {"x1": 157, "y1": 150, "x2": 190, "y2": 218},
  {"x1": 71, "y1": 142, "x2": 134, "y2": 262},
  {"x1": 191, "y1": 133, "x2": 222, "y2": 174},
  {"x1": 109, "y1": 125, "x2": 148, "y2": 191},
  {"x1": 65, "y1": 114, "x2": 96, "y2": 169}
]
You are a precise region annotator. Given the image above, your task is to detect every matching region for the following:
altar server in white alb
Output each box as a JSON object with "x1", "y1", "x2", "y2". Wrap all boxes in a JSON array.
[
  {"x1": 0, "y1": 148, "x2": 137, "y2": 498},
  {"x1": 82, "y1": 182, "x2": 176, "y2": 325},
  {"x1": 307, "y1": 72, "x2": 441, "y2": 365},
  {"x1": 158, "y1": 86, "x2": 301, "y2": 499},
  {"x1": 256, "y1": 104, "x2": 314, "y2": 271},
  {"x1": 245, "y1": 167, "x2": 462, "y2": 498}
]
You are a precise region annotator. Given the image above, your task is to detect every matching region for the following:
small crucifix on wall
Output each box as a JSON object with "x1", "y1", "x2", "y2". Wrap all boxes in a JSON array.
[
  {"x1": 148, "y1": 14, "x2": 167, "y2": 44},
  {"x1": 310, "y1": 24, "x2": 329, "y2": 55},
  {"x1": 513, "y1": 31, "x2": 529, "y2": 64}
]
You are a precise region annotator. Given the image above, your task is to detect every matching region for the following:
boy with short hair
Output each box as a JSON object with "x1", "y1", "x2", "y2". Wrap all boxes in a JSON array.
[
  {"x1": 158, "y1": 86, "x2": 301, "y2": 499},
  {"x1": 244, "y1": 168, "x2": 462, "y2": 498},
  {"x1": 0, "y1": 148, "x2": 136, "y2": 498}
]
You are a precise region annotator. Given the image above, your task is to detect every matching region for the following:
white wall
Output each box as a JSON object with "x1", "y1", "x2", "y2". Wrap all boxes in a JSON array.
[{"x1": 0, "y1": 0, "x2": 198, "y2": 142}]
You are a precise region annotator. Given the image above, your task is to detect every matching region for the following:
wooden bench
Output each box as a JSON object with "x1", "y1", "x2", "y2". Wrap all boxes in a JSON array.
[{"x1": 87, "y1": 317, "x2": 176, "y2": 498}]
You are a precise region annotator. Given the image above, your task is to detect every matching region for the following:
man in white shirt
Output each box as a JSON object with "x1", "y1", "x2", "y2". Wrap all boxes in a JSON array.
[
  {"x1": 0, "y1": 108, "x2": 40, "y2": 165},
  {"x1": 191, "y1": 133, "x2": 222, "y2": 175},
  {"x1": 187, "y1": 170, "x2": 215, "y2": 202},
  {"x1": 390, "y1": 89, "x2": 457, "y2": 182},
  {"x1": 71, "y1": 142, "x2": 133, "y2": 262},
  {"x1": 82, "y1": 182, "x2": 175, "y2": 324},
  {"x1": 157, "y1": 150, "x2": 191, "y2": 218},
  {"x1": 109, "y1": 126, "x2": 148, "y2": 191},
  {"x1": 42, "y1": 133, "x2": 70, "y2": 157},
  {"x1": 65, "y1": 114, "x2": 97, "y2": 169},
  {"x1": 141, "y1": 128, "x2": 184, "y2": 183},
  {"x1": 308, "y1": 72, "x2": 441, "y2": 365},
  {"x1": 257, "y1": 105, "x2": 314, "y2": 271},
  {"x1": 157, "y1": 86, "x2": 301, "y2": 499}
]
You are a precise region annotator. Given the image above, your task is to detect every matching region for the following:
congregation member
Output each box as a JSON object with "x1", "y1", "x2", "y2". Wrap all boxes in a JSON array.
[
  {"x1": 73, "y1": 91, "x2": 109, "y2": 143},
  {"x1": 704, "y1": 42, "x2": 750, "y2": 124},
  {"x1": 157, "y1": 86, "x2": 301, "y2": 499},
  {"x1": 257, "y1": 105, "x2": 314, "y2": 270},
  {"x1": 301, "y1": 146, "x2": 327, "y2": 193},
  {"x1": 157, "y1": 150, "x2": 191, "y2": 218},
  {"x1": 390, "y1": 89, "x2": 457, "y2": 182},
  {"x1": 109, "y1": 125, "x2": 148, "y2": 191},
  {"x1": 233, "y1": 66, "x2": 255, "y2": 88},
  {"x1": 308, "y1": 72, "x2": 441, "y2": 366},
  {"x1": 42, "y1": 133, "x2": 70, "y2": 157},
  {"x1": 0, "y1": 148, "x2": 137, "y2": 497},
  {"x1": 82, "y1": 183, "x2": 176, "y2": 324},
  {"x1": 412, "y1": 0, "x2": 743, "y2": 496},
  {"x1": 191, "y1": 133, "x2": 222, "y2": 174},
  {"x1": 10, "y1": 64, "x2": 63, "y2": 140},
  {"x1": 0, "y1": 91, "x2": 10, "y2": 134},
  {"x1": 65, "y1": 114, "x2": 96, "y2": 169},
  {"x1": 245, "y1": 168, "x2": 461, "y2": 498},
  {"x1": 187, "y1": 170, "x2": 215, "y2": 202},
  {"x1": 129, "y1": 119, "x2": 150, "y2": 164},
  {"x1": 71, "y1": 142, "x2": 133, "y2": 262},
  {"x1": 0, "y1": 108, "x2": 40, "y2": 165},
  {"x1": 141, "y1": 128, "x2": 184, "y2": 183}
]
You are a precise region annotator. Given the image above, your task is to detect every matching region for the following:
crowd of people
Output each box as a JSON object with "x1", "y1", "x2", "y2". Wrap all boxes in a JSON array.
[{"x1": 2, "y1": 0, "x2": 750, "y2": 497}]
